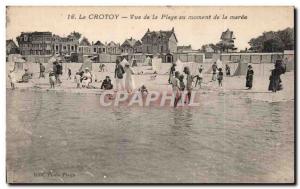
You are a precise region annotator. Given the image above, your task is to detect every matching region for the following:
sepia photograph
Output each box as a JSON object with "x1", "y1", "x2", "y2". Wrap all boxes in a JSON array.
[{"x1": 6, "y1": 6, "x2": 295, "y2": 184}]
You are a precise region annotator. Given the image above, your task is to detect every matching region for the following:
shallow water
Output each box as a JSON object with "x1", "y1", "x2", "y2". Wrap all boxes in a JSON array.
[{"x1": 6, "y1": 90, "x2": 294, "y2": 183}]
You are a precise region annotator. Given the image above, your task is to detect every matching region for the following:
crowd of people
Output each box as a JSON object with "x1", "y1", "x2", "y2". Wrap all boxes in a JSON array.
[
  {"x1": 166, "y1": 58, "x2": 287, "y2": 107},
  {"x1": 8, "y1": 58, "x2": 288, "y2": 99}
]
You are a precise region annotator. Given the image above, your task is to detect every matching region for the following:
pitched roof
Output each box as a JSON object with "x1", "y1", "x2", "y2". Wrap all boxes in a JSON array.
[
  {"x1": 121, "y1": 38, "x2": 139, "y2": 47},
  {"x1": 94, "y1": 40, "x2": 104, "y2": 46},
  {"x1": 141, "y1": 28, "x2": 178, "y2": 42},
  {"x1": 6, "y1": 39, "x2": 18, "y2": 48},
  {"x1": 107, "y1": 41, "x2": 117, "y2": 47}
]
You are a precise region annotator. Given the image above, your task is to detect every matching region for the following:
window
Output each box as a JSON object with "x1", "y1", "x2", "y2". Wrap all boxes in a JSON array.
[
  {"x1": 94, "y1": 48, "x2": 97, "y2": 53},
  {"x1": 71, "y1": 46, "x2": 74, "y2": 51}
]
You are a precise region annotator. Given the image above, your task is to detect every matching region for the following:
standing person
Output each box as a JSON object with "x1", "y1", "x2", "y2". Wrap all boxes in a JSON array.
[
  {"x1": 75, "y1": 72, "x2": 81, "y2": 88},
  {"x1": 114, "y1": 59, "x2": 125, "y2": 91},
  {"x1": 225, "y1": 64, "x2": 231, "y2": 76},
  {"x1": 124, "y1": 63, "x2": 135, "y2": 93},
  {"x1": 39, "y1": 63, "x2": 45, "y2": 78},
  {"x1": 67, "y1": 68, "x2": 72, "y2": 80},
  {"x1": 211, "y1": 62, "x2": 217, "y2": 81},
  {"x1": 82, "y1": 67, "x2": 92, "y2": 88},
  {"x1": 194, "y1": 66, "x2": 203, "y2": 88},
  {"x1": 55, "y1": 62, "x2": 63, "y2": 84},
  {"x1": 8, "y1": 70, "x2": 16, "y2": 89},
  {"x1": 178, "y1": 74, "x2": 186, "y2": 105},
  {"x1": 58, "y1": 63, "x2": 63, "y2": 83},
  {"x1": 217, "y1": 68, "x2": 224, "y2": 87},
  {"x1": 246, "y1": 65, "x2": 254, "y2": 89},
  {"x1": 268, "y1": 59, "x2": 286, "y2": 92},
  {"x1": 168, "y1": 63, "x2": 176, "y2": 84},
  {"x1": 171, "y1": 71, "x2": 181, "y2": 107},
  {"x1": 49, "y1": 71, "x2": 56, "y2": 89},
  {"x1": 53, "y1": 61, "x2": 58, "y2": 80},
  {"x1": 183, "y1": 66, "x2": 193, "y2": 104}
]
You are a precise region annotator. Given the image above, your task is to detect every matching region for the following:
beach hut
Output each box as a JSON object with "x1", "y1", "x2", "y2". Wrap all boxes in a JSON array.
[
  {"x1": 283, "y1": 50, "x2": 294, "y2": 72},
  {"x1": 79, "y1": 58, "x2": 93, "y2": 72},
  {"x1": 152, "y1": 57, "x2": 163, "y2": 74},
  {"x1": 233, "y1": 60, "x2": 248, "y2": 76},
  {"x1": 45, "y1": 56, "x2": 57, "y2": 72},
  {"x1": 144, "y1": 56, "x2": 152, "y2": 66}
]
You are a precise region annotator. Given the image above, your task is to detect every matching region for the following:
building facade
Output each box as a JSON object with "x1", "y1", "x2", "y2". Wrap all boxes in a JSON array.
[
  {"x1": 106, "y1": 41, "x2": 121, "y2": 55},
  {"x1": 52, "y1": 34, "x2": 79, "y2": 56},
  {"x1": 92, "y1": 41, "x2": 107, "y2": 54},
  {"x1": 141, "y1": 28, "x2": 178, "y2": 55},
  {"x1": 6, "y1": 39, "x2": 19, "y2": 55},
  {"x1": 121, "y1": 38, "x2": 142, "y2": 54},
  {"x1": 17, "y1": 32, "x2": 53, "y2": 56},
  {"x1": 141, "y1": 28, "x2": 178, "y2": 62},
  {"x1": 78, "y1": 37, "x2": 92, "y2": 55}
]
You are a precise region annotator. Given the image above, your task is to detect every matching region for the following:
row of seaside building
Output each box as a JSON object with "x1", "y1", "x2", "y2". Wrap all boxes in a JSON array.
[
  {"x1": 7, "y1": 27, "x2": 207, "y2": 63},
  {"x1": 7, "y1": 28, "x2": 239, "y2": 63}
]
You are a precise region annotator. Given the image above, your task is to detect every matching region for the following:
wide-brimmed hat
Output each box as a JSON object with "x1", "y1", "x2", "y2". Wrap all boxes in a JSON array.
[{"x1": 85, "y1": 67, "x2": 89, "y2": 70}]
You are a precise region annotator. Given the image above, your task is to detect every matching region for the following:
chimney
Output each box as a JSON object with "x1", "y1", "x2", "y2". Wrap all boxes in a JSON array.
[
  {"x1": 147, "y1": 28, "x2": 150, "y2": 32},
  {"x1": 171, "y1": 27, "x2": 174, "y2": 32}
]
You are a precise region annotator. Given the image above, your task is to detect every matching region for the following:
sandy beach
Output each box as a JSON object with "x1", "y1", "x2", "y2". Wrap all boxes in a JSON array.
[{"x1": 6, "y1": 62, "x2": 295, "y2": 103}]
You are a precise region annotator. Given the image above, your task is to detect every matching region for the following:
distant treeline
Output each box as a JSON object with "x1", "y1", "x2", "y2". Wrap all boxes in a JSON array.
[{"x1": 248, "y1": 27, "x2": 294, "y2": 52}]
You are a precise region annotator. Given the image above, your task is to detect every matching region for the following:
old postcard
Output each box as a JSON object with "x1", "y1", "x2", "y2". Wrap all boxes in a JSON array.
[{"x1": 6, "y1": 6, "x2": 295, "y2": 183}]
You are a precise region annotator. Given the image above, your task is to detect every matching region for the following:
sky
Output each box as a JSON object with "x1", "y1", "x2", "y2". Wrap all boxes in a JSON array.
[{"x1": 6, "y1": 6, "x2": 294, "y2": 50}]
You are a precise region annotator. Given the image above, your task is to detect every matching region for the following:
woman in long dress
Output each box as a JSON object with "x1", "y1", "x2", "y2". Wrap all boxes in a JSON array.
[{"x1": 124, "y1": 63, "x2": 135, "y2": 93}]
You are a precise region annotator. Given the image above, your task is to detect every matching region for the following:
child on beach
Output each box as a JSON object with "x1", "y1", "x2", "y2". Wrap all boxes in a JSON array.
[
  {"x1": 171, "y1": 71, "x2": 181, "y2": 107},
  {"x1": 183, "y1": 67, "x2": 193, "y2": 104},
  {"x1": 194, "y1": 66, "x2": 203, "y2": 88},
  {"x1": 67, "y1": 68, "x2": 72, "y2": 80},
  {"x1": 225, "y1": 64, "x2": 231, "y2": 76},
  {"x1": 75, "y1": 72, "x2": 81, "y2": 88},
  {"x1": 211, "y1": 62, "x2": 217, "y2": 81},
  {"x1": 217, "y1": 68, "x2": 223, "y2": 87},
  {"x1": 8, "y1": 70, "x2": 16, "y2": 89},
  {"x1": 178, "y1": 74, "x2": 186, "y2": 105},
  {"x1": 139, "y1": 85, "x2": 148, "y2": 95},
  {"x1": 49, "y1": 71, "x2": 56, "y2": 88}
]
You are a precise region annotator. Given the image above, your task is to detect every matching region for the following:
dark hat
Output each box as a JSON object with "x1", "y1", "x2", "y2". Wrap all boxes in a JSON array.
[{"x1": 248, "y1": 65, "x2": 252, "y2": 68}]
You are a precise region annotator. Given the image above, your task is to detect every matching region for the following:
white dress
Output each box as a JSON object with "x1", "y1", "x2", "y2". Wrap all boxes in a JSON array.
[
  {"x1": 8, "y1": 72, "x2": 17, "y2": 83},
  {"x1": 124, "y1": 67, "x2": 135, "y2": 91},
  {"x1": 82, "y1": 72, "x2": 92, "y2": 86}
]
